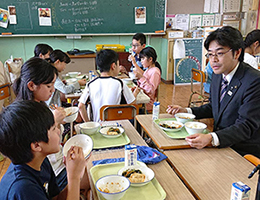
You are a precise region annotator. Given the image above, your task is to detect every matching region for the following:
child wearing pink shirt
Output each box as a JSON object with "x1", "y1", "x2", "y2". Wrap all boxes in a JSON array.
[{"x1": 133, "y1": 47, "x2": 161, "y2": 112}]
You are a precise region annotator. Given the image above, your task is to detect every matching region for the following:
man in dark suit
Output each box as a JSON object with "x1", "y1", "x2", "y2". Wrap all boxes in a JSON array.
[{"x1": 167, "y1": 26, "x2": 260, "y2": 158}]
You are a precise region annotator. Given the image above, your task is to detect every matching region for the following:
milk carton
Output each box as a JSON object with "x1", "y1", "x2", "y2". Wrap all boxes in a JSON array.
[
  {"x1": 230, "y1": 181, "x2": 251, "y2": 200},
  {"x1": 125, "y1": 144, "x2": 137, "y2": 167}
]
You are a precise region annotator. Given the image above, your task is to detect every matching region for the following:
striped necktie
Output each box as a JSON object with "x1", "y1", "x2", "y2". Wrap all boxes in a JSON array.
[{"x1": 220, "y1": 76, "x2": 228, "y2": 102}]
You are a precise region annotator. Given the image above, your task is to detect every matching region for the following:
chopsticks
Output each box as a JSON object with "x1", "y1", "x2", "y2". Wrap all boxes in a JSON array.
[{"x1": 49, "y1": 104, "x2": 56, "y2": 110}]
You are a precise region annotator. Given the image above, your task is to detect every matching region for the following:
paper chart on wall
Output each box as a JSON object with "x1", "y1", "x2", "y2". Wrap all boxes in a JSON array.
[
  {"x1": 135, "y1": 7, "x2": 146, "y2": 24},
  {"x1": 8, "y1": 6, "x2": 16, "y2": 24},
  {"x1": 0, "y1": 8, "x2": 9, "y2": 28},
  {"x1": 38, "y1": 8, "x2": 52, "y2": 26}
]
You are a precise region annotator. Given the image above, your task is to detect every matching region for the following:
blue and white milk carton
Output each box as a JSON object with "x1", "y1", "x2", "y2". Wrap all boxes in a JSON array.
[
  {"x1": 230, "y1": 181, "x2": 251, "y2": 200},
  {"x1": 125, "y1": 144, "x2": 137, "y2": 167}
]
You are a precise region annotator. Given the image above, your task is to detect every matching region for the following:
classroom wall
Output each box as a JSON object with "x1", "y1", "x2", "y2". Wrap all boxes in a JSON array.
[
  {"x1": 0, "y1": 35, "x2": 166, "y2": 78},
  {"x1": 167, "y1": 0, "x2": 204, "y2": 14}
]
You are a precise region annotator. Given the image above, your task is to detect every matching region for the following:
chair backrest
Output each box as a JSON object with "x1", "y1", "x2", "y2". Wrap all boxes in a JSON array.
[
  {"x1": 192, "y1": 68, "x2": 206, "y2": 83},
  {"x1": 100, "y1": 104, "x2": 139, "y2": 124},
  {"x1": 191, "y1": 68, "x2": 206, "y2": 95}
]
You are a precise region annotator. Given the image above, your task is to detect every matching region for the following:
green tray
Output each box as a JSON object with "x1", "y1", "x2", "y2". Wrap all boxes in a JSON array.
[
  {"x1": 75, "y1": 124, "x2": 130, "y2": 149},
  {"x1": 90, "y1": 162, "x2": 166, "y2": 200},
  {"x1": 154, "y1": 118, "x2": 208, "y2": 139}
]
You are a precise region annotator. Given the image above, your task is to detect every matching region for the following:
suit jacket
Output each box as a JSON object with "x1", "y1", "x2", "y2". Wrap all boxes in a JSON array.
[{"x1": 192, "y1": 62, "x2": 260, "y2": 158}]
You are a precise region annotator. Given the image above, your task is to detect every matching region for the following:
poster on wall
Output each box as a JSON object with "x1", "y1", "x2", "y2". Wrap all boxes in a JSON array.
[
  {"x1": 38, "y1": 8, "x2": 51, "y2": 26},
  {"x1": 135, "y1": 7, "x2": 146, "y2": 24},
  {"x1": 8, "y1": 6, "x2": 17, "y2": 24},
  {"x1": 174, "y1": 38, "x2": 203, "y2": 84},
  {"x1": 0, "y1": 8, "x2": 9, "y2": 28}
]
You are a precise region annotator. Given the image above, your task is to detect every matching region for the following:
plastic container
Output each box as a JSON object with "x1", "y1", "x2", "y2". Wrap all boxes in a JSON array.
[
  {"x1": 89, "y1": 71, "x2": 94, "y2": 81},
  {"x1": 152, "y1": 102, "x2": 160, "y2": 120}
]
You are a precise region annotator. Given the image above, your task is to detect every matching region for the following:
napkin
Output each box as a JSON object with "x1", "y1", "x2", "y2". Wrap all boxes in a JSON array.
[{"x1": 92, "y1": 146, "x2": 167, "y2": 166}]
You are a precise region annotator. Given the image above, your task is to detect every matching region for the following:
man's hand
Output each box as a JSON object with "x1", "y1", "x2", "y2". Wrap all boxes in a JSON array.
[
  {"x1": 166, "y1": 105, "x2": 187, "y2": 115},
  {"x1": 185, "y1": 133, "x2": 212, "y2": 149}
]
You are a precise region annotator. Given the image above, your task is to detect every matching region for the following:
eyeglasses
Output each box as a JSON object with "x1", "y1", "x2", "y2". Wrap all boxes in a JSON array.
[
  {"x1": 205, "y1": 49, "x2": 232, "y2": 59},
  {"x1": 130, "y1": 43, "x2": 141, "y2": 48}
]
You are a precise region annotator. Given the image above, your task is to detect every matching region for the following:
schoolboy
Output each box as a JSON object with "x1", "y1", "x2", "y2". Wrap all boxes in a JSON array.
[
  {"x1": 0, "y1": 100, "x2": 85, "y2": 200},
  {"x1": 34, "y1": 43, "x2": 53, "y2": 59},
  {"x1": 78, "y1": 49, "x2": 140, "y2": 122},
  {"x1": 120, "y1": 33, "x2": 146, "y2": 74}
]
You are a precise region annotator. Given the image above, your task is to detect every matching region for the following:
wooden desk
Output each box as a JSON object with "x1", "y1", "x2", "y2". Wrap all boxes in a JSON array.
[
  {"x1": 86, "y1": 120, "x2": 195, "y2": 200},
  {"x1": 136, "y1": 113, "x2": 191, "y2": 150},
  {"x1": 164, "y1": 148, "x2": 258, "y2": 199},
  {"x1": 136, "y1": 113, "x2": 213, "y2": 150}
]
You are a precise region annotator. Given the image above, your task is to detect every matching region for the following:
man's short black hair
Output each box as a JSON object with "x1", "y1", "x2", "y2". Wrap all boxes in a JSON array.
[
  {"x1": 34, "y1": 44, "x2": 53, "y2": 57},
  {"x1": 204, "y1": 26, "x2": 244, "y2": 62},
  {"x1": 133, "y1": 33, "x2": 146, "y2": 45},
  {"x1": 0, "y1": 101, "x2": 55, "y2": 164},
  {"x1": 96, "y1": 49, "x2": 118, "y2": 72}
]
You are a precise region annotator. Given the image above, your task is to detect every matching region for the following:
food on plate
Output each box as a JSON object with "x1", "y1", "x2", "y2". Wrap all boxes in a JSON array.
[
  {"x1": 107, "y1": 127, "x2": 121, "y2": 135},
  {"x1": 66, "y1": 112, "x2": 72, "y2": 116},
  {"x1": 178, "y1": 116, "x2": 190, "y2": 119},
  {"x1": 122, "y1": 169, "x2": 146, "y2": 183},
  {"x1": 159, "y1": 122, "x2": 182, "y2": 129},
  {"x1": 186, "y1": 123, "x2": 204, "y2": 129},
  {"x1": 98, "y1": 182, "x2": 124, "y2": 193}
]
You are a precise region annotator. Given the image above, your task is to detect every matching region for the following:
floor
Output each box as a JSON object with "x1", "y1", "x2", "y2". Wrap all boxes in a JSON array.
[{"x1": 0, "y1": 82, "x2": 213, "y2": 180}]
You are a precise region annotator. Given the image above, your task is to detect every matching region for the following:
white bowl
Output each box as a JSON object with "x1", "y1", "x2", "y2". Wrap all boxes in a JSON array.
[
  {"x1": 95, "y1": 175, "x2": 130, "y2": 200},
  {"x1": 118, "y1": 165, "x2": 154, "y2": 187},
  {"x1": 122, "y1": 78, "x2": 132, "y2": 85},
  {"x1": 63, "y1": 107, "x2": 79, "y2": 123},
  {"x1": 128, "y1": 72, "x2": 136, "y2": 80},
  {"x1": 99, "y1": 126, "x2": 124, "y2": 138},
  {"x1": 175, "y1": 113, "x2": 196, "y2": 123},
  {"x1": 184, "y1": 121, "x2": 207, "y2": 135},
  {"x1": 158, "y1": 120, "x2": 184, "y2": 132},
  {"x1": 80, "y1": 122, "x2": 100, "y2": 135},
  {"x1": 66, "y1": 78, "x2": 78, "y2": 85},
  {"x1": 63, "y1": 134, "x2": 93, "y2": 159},
  {"x1": 68, "y1": 71, "x2": 80, "y2": 78}
]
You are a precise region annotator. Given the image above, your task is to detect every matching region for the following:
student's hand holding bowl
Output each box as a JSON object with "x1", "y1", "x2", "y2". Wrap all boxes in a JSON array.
[
  {"x1": 78, "y1": 79, "x2": 87, "y2": 86},
  {"x1": 65, "y1": 146, "x2": 86, "y2": 181},
  {"x1": 52, "y1": 106, "x2": 66, "y2": 124}
]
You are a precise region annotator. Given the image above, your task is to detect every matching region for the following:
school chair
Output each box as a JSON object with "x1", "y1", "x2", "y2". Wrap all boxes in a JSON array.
[
  {"x1": 188, "y1": 68, "x2": 209, "y2": 107},
  {"x1": 100, "y1": 104, "x2": 139, "y2": 127},
  {"x1": 244, "y1": 154, "x2": 260, "y2": 200},
  {"x1": 0, "y1": 83, "x2": 12, "y2": 112}
]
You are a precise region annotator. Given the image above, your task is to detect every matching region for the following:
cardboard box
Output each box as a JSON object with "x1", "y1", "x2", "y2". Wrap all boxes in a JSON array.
[{"x1": 163, "y1": 30, "x2": 184, "y2": 39}]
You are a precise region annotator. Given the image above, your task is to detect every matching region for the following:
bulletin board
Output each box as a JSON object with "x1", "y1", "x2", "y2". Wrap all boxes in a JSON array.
[
  {"x1": 174, "y1": 38, "x2": 203, "y2": 84},
  {"x1": 0, "y1": 0, "x2": 166, "y2": 36}
]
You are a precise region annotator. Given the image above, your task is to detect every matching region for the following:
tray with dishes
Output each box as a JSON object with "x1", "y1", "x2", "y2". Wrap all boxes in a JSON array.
[
  {"x1": 75, "y1": 124, "x2": 130, "y2": 149},
  {"x1": 154, "y1": 118, "x2": 208, "y2": 139},
  {"x1": 90, "y1": 161, "x2": 166, "y2": 200}
]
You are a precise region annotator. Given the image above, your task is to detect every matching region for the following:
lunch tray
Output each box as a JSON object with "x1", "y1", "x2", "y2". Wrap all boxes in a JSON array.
[
  {"x1": 154, "y1": 118, "x2": 209, "y2": 139},
  {"x1": 90, "y1": 162, "x2": 166, "y2": 200},
  {"x1": 75, "y1": 124, "x2": 130, "y2": 149}
]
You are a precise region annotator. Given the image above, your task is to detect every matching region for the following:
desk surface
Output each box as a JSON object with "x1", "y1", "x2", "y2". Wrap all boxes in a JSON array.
[
  {"x1": 136, "y1": 113, "x2": 191, "y2": 150},
  {"x1": 164, "y1": 148, "x2": 258, "y2": 200},
  {"x1": 86, "y1": 120, "x2": 195, "y2": 200}
]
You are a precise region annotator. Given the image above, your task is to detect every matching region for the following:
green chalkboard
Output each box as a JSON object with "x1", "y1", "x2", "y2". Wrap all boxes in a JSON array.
[
  {"x1": 0, "y1": 0, "x2": 165, "y2": 35},
  {"x1": 174, "y1": 38, "x2": 203, "y2": 84}
]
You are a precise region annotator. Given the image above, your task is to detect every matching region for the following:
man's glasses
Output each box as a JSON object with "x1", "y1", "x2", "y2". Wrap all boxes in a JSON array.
[
  {"x1": 205, "y1": 49, "x2": 232, "y2": 59},
  {"x1": 130, "y1": 43, "x2": 141, "y2": 48}
]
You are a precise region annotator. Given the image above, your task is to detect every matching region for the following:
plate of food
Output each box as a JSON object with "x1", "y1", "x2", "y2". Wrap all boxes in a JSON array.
[
  {"x1": 158, "y1": 120, "x2": 184, "y2": 132},
  {"x1": 63, "y1": 134, "x2": 93, "y2": 159},
  {"x1": 99, "y1": 126, "x2": 124, "y2": 138},
  {"x1": 118, "y1": 165, "x2": 155, "y2": 187}
]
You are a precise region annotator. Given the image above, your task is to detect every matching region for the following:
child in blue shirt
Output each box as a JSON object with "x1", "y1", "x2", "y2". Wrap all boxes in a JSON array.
[{"x1": 0, "y1": 100, "x2": 86, "y2": 200}]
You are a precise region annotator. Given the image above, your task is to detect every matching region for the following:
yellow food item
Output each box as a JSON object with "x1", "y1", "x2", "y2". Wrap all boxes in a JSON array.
[
  {"x1": 107, "y1": 127, "x2": 120, "y2": 135},
  {"x1": 129, "y1": 172, "x2": 146, "y2": 183}
]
